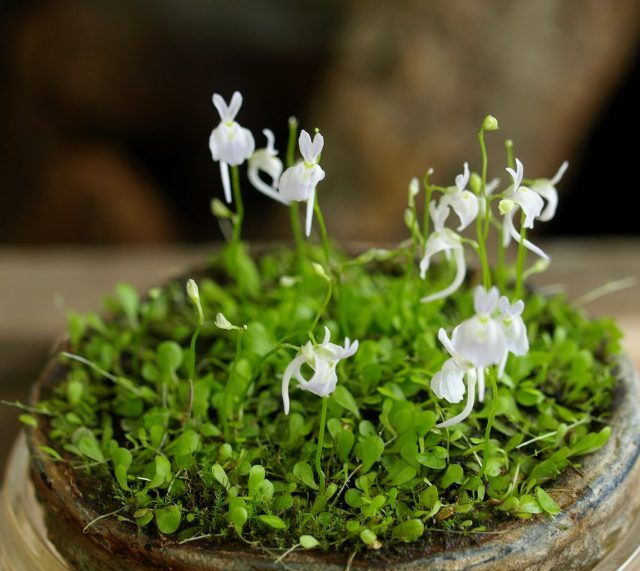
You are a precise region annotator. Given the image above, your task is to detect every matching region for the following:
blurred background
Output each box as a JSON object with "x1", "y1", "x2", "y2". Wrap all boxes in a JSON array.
[
  {"x1": 1, "y1": 0, "x2": 639, "y2": 244},
  {"x1": 1, "y1": 0, "x2": 639, "y2": 472}
]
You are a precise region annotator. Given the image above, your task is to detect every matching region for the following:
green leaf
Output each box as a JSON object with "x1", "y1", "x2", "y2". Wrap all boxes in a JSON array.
[
  {"x1": 332, "y1": 386, "x2": 361, "y2": 418},
  {"x1": 518, "y1": 494, "x2": 542, "y2": 514},
  {"x1": 386, "y1": 462, "x2": 417, "y2": 486},
  {"x1": 112, "y1": 447, "x2": 132, "y2": 490},
  {"x1": 569, "y1": 427, "x2": 611, "y2": 456},
  {"x1": 535, "y1": 487, "x2": 562, "y2": 515},
  {"x1": 419, "y1": 485, "x2": 439, "y2": 509},
  {"x1": 78, "y1": 435, "x2": 104, "y2": 463},
  {"x1": 335, "y1": 429, "x2": 355, "y2": 463},
  {"x1": 293, "y1": 461, "x2": 318, "y2": 490},
  {"x1": 155, "y1": 504, "x2": 182, "y2": 534},
  {"x1": 116, "y1": 283, "x2": 140, "y2": 328},
  {"x1": 38, "y1": 445, "x2": 62, "y2": 461},
  {"x1": 440, "y1": 464, "x2": 464, "y2": 489},
  {"x1": 157, "y1": 341, "x2": 183, "y2": 377},
  {"x1": 300, "y1": 535, "x2": 320, "y2": 549},
  {"x1": 212, "y1": 463, "x2": 231, "y2": 490},
  {"x1": 149, "y1": 455, "x2": 172, "y2": 489},
  {"x1": 355, "y1": 435, "x2": 385, "y2": 472},
  {"x1": 19, "y1": 414, "x2": 37, "y2": 428},
  {"x1": 392, "y1": 519, "x2": 424, "y2": 542},
  {"x1": 229, "y1": 504, "x2": 248, "y2": 535},
  {"x1": 67, "y1": 380, "x2": 84, "y2": 406},
  {"x1": 171, "y1": 430, "x2": 200, "y2": 458},
  {"x1": 360, "y1": 529, "x2": 378, "y2": 546},
  {"x1": 248, "y1": 465, "x2": 266, "y2": 497},
  {"x1": 68, "y1": 312, "x2": 86, "y2": 347},
  {"x1": 416, "y1": 446, "x2": 448, "y2": 469},
  {"x1": 257, "y1": 514, "x2": 287, "y2": 529}
]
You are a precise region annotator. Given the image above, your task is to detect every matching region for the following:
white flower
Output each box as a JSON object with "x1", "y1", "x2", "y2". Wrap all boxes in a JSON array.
[
  {"x1": 501, "y1": 159, "x2": 549, "y2": 260},
  {"x1": 497, "y1": 296, "x2": 529, "y2": 378},
  {"x1": 209, "y1": 91, "x2": 255, "y2": 203},
  {"x1": 530, "y1": 161, "x2": 569, "y2": 222},
  {"x1": 419, "y1": 201, "x2": 466, "y2": 303},
  {"x1": 247, "y1": 129, "x2": 287, "y2": 205},
  {"x1": 431, "y1": 328, "x2": 479, "y2": 428},
  {"x1": 281, "y1": 327, "x2": 358, "y2": 414},
  {"x1": 452, "y1": 286, "x2": 508, "y2": 402},
  {"x1": 505, "y1": 159, "x2": 544, "y2": 228},
  {"x1": 454, "y1": 286, "x2": 507, "y2": 369},
  {"x1": 440, "y1": 162, "x2": 479, "y2": 231},
  {"x1": 277, "y1": 130, "x2": 326, "y2": 237}
]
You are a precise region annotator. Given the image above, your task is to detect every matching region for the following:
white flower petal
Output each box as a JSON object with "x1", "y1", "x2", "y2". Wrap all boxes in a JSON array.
[
  {"x1": 299, "y1": 130, "x2": 313, "y2": 162},
  {"x1": 282, "y1": 354, "x2": 306, "y2": 415},
  {"x1": 473, "y1": 286, "x2": 500, "y2": 315},
  {"x1": 305, "y1": 187, "x2": 316, "y2": 237},
  {"x1": 444, "y1": 191, "x2": 479, "y2": 231},
  {"x1": 436, "y1": 369, "x2": 477, "y2": 428},
  {"x1": 429, "y1": 200, "x2": 451, "y2": 232},
  {"x1": 454, "y1": 314, "x2": 507, "y2": 368},
  {"x1": 431, "y1": 359, "x2": 466, "y2": 403},
  {"x1": 219, "y1": 162, "x2": 231, "y2": 204},
  {"x1": 455, "y1": 162, "x2": 470, "y2": 192},
  {"x1": 420, "y1": 247, "x2": 466, "y2": 302},
  {"x1": 505, "y1": 215, "x2": 550, "y2": 260},
  {"x1": 512, "y1": 187, "x2": 544, "y2": 228},
  {"x1": 228, "y1": 91, "x2": 243, "y2": 122},
  {"x1": 477, "y1": 367, "x2": 485, "y2": 403}
]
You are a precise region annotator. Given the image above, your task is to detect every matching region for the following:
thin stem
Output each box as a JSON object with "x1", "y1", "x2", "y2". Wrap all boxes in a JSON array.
[
  {"x1": 476, "y1": 130, "x2": 491, "y2": 289},
  {"x1": 311, "y1": 278, "x2": 333, "y2": 334},
  {"x1": 515, "y1": 211, "x2": 527, "y2": 299},
  {"x1": 289, "y1": 203, "x2": 305, "y2": 256},
  {"x1": 231, "y1": 165, "x2": 243, "y2": 245},
  {"x1": 482, "y1": 370, "x2": 499, "y2": 477},
  {"x1": 286, "y1": 117, "x2": 298, "y2": 168},
  {"x1": 185, "y1": 324, "x2": 201, "y2": 424},
  {"x1": 313, "y1": 196, "x2": 331, "y2": 266},
  {"x1": 497, "y1": 140, "x2": 515, "y2": 291},
  {"x1": 422, "y1": 170, "x2": 434, "y2": 242},
  {"x1": 316, "y1": 397, "x2": 329, "y2": 495},
  {"x1": 222, "y1": 331, "x2": 243, "y2": 439},
  {"x1": 286, "y1": 117, "x2": 305, "y2": 254}
]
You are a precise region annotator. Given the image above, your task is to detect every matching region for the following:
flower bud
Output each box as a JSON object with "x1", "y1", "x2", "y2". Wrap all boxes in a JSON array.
[
  {"x1": 482, "y1": 115, "x2": 499, "y2": 131},
  {"x1": 215, "y1": 312, "x2": 245, "y2": 331},
  {"x1": 409, "y1": 177, "x2": 420, "y2": 198},
  {"x1": 311, "y1": 262, "x2": 330, "y2": 281},
  {"x1": 499, "y1": 199, "x2": 516, "y2": 215},
  {"x1": 186, "y1": 279, "x2": 204, "y2": 326},
  {"x1": 470, "y1": 172, "x2": 482, "y2": 194},
  {"x1": 211, "y1": 198, "x2": 234, "y2": 219}
]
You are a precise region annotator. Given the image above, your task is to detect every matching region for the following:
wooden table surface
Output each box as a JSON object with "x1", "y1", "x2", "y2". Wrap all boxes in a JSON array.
[{"x1": 1, "y1": 240, "x2": 639, "y2": 478}]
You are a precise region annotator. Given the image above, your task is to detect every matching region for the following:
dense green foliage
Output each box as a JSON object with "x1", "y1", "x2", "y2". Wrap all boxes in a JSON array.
[{"x1": 24, "y1": 242, "x2": 621, "y2": 554}]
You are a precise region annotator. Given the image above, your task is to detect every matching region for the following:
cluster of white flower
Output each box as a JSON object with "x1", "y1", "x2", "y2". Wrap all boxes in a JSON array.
[
  {"x1": 209, "y1": 91, "x2": 325, "y2": 236},
  {"x1": 281, "y1": 328, "x2": 358, "y2": 415},
  {"x1": 208, "y1": 93, "x2": 568, "y2": 429},
  {"x1": 431, "y1": 286, "x2": 528, "y2": 427},
  {"x1": 419, "y1": 157, "x2": 567, "y2": 302}
]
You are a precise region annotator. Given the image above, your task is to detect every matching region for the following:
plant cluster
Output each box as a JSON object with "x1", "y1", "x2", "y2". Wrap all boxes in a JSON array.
[{"x1": 16, "y1": 93, "x2": 623, "y2": 562}]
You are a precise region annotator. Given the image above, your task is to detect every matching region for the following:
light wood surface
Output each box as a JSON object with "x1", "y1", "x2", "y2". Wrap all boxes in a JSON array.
[{"x1": 1, "y1": 240, "x2": 639, "y2": 475}]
